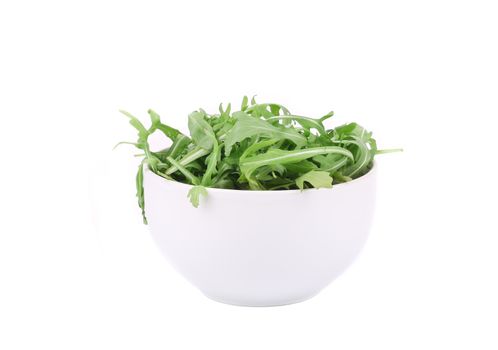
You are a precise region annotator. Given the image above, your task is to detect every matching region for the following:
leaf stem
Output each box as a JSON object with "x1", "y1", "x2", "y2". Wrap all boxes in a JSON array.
[
  {"x1": 166, "y1": 156, "x2": 200, "y2": 185},
  {"x1": 376, "y1": 148, "x2": 403, "y2": 154}
]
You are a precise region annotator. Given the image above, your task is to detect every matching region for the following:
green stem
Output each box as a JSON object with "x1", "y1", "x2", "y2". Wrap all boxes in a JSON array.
[
  {"x1": 166, "y1": 157, "x2": 200, "y2": 185},
  {"x1": 165, "y1": 147, "x2": 209, "y2": 175},
  {"x1": 376, "y1": 148, "x2": 403, "y2": 154}
]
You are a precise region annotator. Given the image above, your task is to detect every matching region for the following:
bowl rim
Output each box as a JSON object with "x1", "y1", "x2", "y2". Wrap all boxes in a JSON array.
[{"x1": 145, "y1": 161, "x2": 376, "y2": 194}]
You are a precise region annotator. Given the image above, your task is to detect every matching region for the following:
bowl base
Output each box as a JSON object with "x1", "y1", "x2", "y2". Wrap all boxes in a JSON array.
[{"x1": 202, "y1": 291, "x2": 320, "y2": 307}]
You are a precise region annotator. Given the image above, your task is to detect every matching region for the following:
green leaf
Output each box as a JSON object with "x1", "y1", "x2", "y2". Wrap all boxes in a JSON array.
[
  {"x1": 335, "y1": 122, "x2": 371, "y2": 142},
  {"x1": 320, "y1": 111, "x2": 334, "y2": 122},
  {"x1": 246, "y1": 103, "x2": 291, "y2": 116},
  {"x1": 156, "y1": 123, "x2": 182, "y2": 141},
  {"x1": 296, "y1": 170, "x2": 333, "y2": 190},
  {"x1": 333, "y1": 172, "x2": 353, "y2": 183},
  {"x1": 166, "y1": 156, "x2": 200, "y2": 185},
  {"x1": 167, "y1": 134, "x2": 192, "y2": 159},
  {"x1": 165, "y1": 147, "x2": 210, "y2": 175},
  {"x1": 187, "y1": 186, "x2": 208, "y2": 208},
  {"x1": 239, "y1": 138, "x2": 279, "y2": 161},
  {"x1": 340, "y1": 136, "x2": 371, "y2": 177},
  {"x1": 254, "y1": 164, "x2": 286, "y2": 181},
  {"x1": 313, "y1": 153, "x2": 349, "y2": 173},
  {"x1": 187, "y1": 111, "x2": 219, "y2": 186},
  {"x1": 147, "y1": 109, "x2": 161, "y2": 131},
  {"x1": 201, "y1": 142, "x2": 219, "y2": 186},
  {"x1": 218, "y1": 102, "x2": 232, "y2": 118},
  {"x1": 285, "y1": 160, "x2": 318, "y2": 175},
  {"x1": 240, "y1": 146, "x2": 353, "y2": 178},
  {"x1": 120, "y1": 110, "x2": 148, "y2": 141},
  {"x1": 188, "y1": 111, "x2": 216, "y2": 150},
  {"x1": 266, "y1": 115, "x2": 327, "y2": 135},
  {"x1": 241, "y1": 96, "x2": 249, "y2": 111},
  {"x1": 136, "y1": 162, "x2": 147, "y2": 224},
  {"x1": 145, "y1": 109, "x2": 184, "y2": 141},
  {"x1": 146, "y1": 154, "x2": 160, "y2": 172},
  {"x1": 224, "y1": 112, "x2": 306, "y2": 156}
]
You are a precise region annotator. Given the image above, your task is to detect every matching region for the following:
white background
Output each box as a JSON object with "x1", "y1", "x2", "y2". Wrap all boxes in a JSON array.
[{"x1": 1, "y1": 1, "x2": 497, "y2": 349}]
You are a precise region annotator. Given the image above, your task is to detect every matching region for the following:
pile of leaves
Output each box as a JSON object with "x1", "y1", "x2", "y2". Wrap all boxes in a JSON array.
[{"x1": 118, "y1": 97, "x2": 400, "y2": 223}]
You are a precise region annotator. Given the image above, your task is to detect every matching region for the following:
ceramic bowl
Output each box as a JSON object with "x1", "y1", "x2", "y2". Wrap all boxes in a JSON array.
[{"x1": 143, "y1": 164, "x2": 376, "y2": 306}]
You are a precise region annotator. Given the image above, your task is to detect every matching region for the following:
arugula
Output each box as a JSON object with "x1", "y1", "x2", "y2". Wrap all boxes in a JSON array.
[
  {"x1": 224, "y1": 112, "x2": 307, "y2": 156},
  {"x1": 188, "y1": 186, "x2": 208, "y2": 208},
  {"x1": 117, "y1": 96, "x2": 400, "y2": 223},
  {"x1": 296, "y1": 170, "x2": 333, "y2": 190}
]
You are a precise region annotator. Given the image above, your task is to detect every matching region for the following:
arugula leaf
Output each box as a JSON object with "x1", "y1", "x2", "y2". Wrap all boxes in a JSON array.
[
  {"x1": 165, "y1": 147, "x2": 210, "y2": 175},
  {"x1": 240, "y1": 147, "x2": 353, "y2": 189},
  {"x1": 240, "y1": 147, "x2": 353, "y2": 176},
  {"x1": 266, "y1": 115, "x2": 327, "y2": 135},
  {"x1": 341, "y1": 136, "x2": 371, "y2": 177},
  {"x1": 320, "y1": 111, "x2": 334, "y2": 122},
  {"x1": 166, "y1": 156, "x2": 200, "y2": 185},
  {"x1": 224, "y1": 112, "x2": 306, "y2": 156},
  {"x1": 201, "y1": 142, "x2": 219, "y2": 186},
  {"x1": 241, "y1": 96, "x2": 249, "y2": 111},
  {"x1": 188, "y1": 111, "x2": 216, "y2": 150},
  {"x1": 120, "y1": 110, "x2": 149, "y2": 141},
  {"x1": 147, "y1": 109, "x2": 161, "y2": 132},
  {"x1": 188, "y1": 186, "x2": 208, "y2": 208},
  {"x1": 239, "y1": 139, "x2": 279, "y2": 161},
  {"x1": 187, "y1": 111, "x2": 219, "y2": 185},
  {"x1": 285, "y1": 160, "x2": 318, "y2": 175},
  {"x1": 136, "y1": 162, "x2": 147, "y2": 224},
  {"x1": 296, "y1": 170, "x2": 333, "y2": 190},
  {"x1": 166, "y1": 134, "x2": 191, "y2": 159},
  {"x1": 245, "y1": 103, "x2": 291, "y2": 116}
]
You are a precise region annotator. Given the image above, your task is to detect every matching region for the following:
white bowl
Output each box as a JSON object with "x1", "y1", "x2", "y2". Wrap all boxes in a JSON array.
[{"x1": 143, "y1": 164, "x2": 377, "y2": 306}]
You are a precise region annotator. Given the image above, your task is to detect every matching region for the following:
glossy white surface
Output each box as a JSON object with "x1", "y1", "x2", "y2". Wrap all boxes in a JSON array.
[{"x1": 144, "y1": 165, "x2": 376, "y2": 306}]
